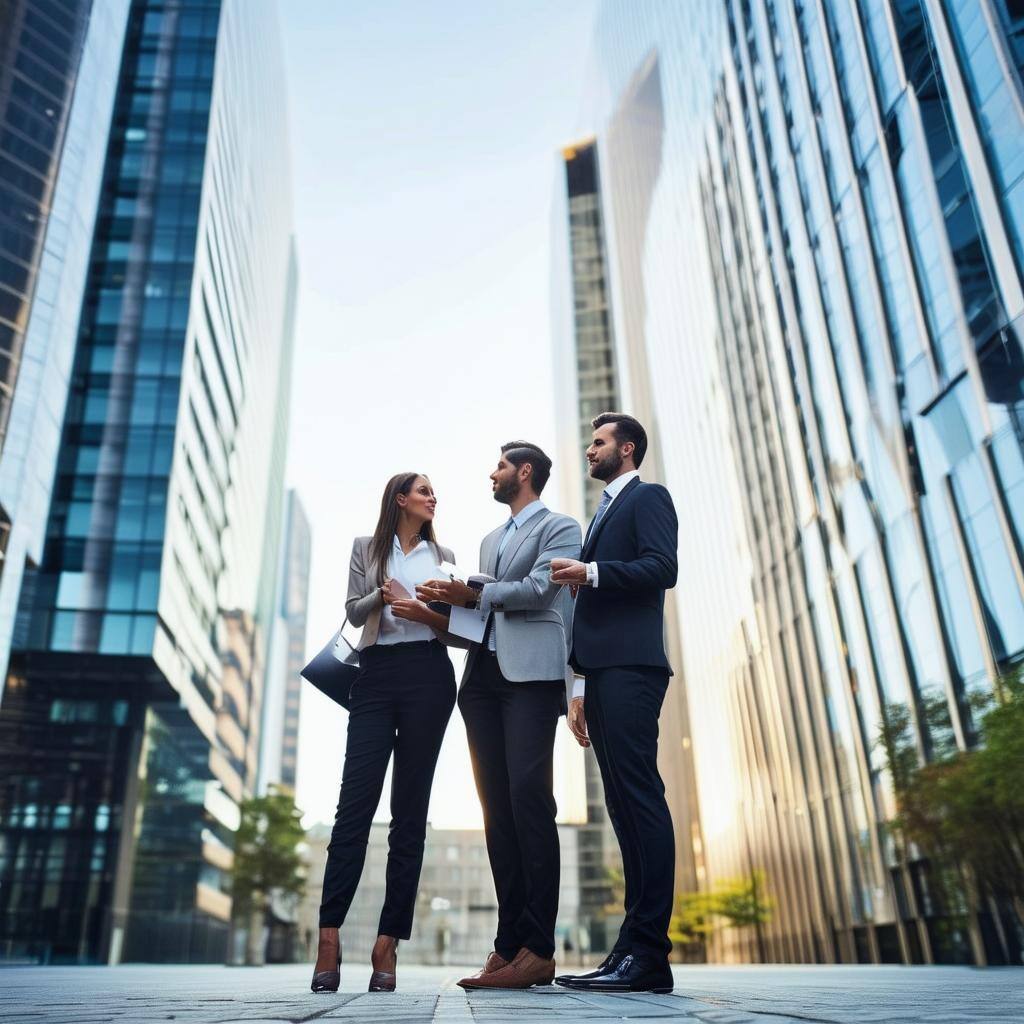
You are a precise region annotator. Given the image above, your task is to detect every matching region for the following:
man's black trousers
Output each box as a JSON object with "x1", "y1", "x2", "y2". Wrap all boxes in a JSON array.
[
  {"x1": 585, "y1": 665, "x2": 674, "y2": 965},
  {"x1": 458, "y1": 653, "x2": 564, "y2": 961}
]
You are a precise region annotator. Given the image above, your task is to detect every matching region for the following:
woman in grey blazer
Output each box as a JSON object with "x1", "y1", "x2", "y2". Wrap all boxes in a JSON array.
[{"x1": 311, "y1": 472, "x2": 456, "y2": 994}]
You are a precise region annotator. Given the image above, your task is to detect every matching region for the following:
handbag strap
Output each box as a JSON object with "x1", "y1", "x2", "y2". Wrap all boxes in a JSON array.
[{"x1": 336, "y1": 611, "x2": 356, "y2": 653}]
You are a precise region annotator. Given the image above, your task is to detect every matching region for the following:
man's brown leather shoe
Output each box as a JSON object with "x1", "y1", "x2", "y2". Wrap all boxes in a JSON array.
[
  {"x1": 456, "y1": 951, "x2": 509, "y2": 988},
  {"x1": 458, "y1": 947, "x2": 555, "y2": 989}
]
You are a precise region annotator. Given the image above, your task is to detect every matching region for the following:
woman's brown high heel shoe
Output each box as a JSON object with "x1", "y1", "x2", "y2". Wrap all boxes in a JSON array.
[
  {"x1": 368, "y1": 934, "x2": 398, "y2": 992},
  {"x1": 311, "y1": 929, "x2": 341, "y2": 993}
]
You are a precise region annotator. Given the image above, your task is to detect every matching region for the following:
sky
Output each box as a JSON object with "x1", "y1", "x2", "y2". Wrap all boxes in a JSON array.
[{"x1": 279, "y1": 1, "x2": 598, "y2": 829}]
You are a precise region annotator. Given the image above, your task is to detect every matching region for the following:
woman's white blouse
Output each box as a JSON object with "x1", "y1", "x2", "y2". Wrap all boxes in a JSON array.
[{"x1": 376, "y1": 536, "x2": 439, "y2": 645}]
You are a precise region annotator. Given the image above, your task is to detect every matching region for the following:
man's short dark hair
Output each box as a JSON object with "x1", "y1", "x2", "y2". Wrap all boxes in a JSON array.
[
  {"x1": 501, "y1": 440, "x2": 552, "y2": 494},
  {"x1": 591, "y1": 412, "x2": 648, "y2": 468}
]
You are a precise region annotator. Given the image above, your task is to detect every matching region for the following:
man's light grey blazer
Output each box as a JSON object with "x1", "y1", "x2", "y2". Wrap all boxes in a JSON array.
[
  {"x1": 463, "y1": 508, "x2": 582, "y2": 697},
  {"x1": 345, "y1": 535, "x2": 456, "y2": 651}
]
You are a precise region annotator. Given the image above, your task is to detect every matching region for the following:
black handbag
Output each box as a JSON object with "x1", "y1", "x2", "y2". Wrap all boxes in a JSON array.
[{"x1": 301, "y1": 615, "x2": 360, "y2": 710}]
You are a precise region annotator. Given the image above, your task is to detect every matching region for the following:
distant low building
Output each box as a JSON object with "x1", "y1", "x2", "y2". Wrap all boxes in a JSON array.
[{"x1": 299, "y1": 821, "x2": 588, "y2": 966}]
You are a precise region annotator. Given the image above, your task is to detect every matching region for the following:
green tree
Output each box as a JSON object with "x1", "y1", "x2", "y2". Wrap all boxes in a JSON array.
[
  {"x1": 671, "y1": 871, "x2": 773, "y2": 960},
  {"x1": 670, "y1": 889, "x2": 718, "y2": 945},
  {"x1": 231, "y1": 787, "x2": 306, "y2": 965},
  {"x1": 602, "y1": 865, "x2": 625, "y2": 914},
  {"x1": 879, "y1": 670, "x2": 1024, "y2": 960}
]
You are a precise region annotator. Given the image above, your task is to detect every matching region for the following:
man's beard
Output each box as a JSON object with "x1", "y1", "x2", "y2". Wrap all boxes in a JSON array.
[
  {"x1": 493, "y1": 476, "x2": 521, "y2": 505},
  {"x1": 590, "y1": 449, "x2": 623, "y2": 481}
]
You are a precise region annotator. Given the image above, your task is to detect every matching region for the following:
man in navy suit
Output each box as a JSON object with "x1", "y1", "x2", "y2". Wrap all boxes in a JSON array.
[{"x1": 550, "y1": 412, "x2": 677, "y2": 995}]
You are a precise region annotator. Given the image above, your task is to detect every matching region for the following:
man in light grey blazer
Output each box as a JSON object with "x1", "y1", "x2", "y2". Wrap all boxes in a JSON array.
[{"x1": 417, "y1": 441, "x2": 581, "y2": 990}]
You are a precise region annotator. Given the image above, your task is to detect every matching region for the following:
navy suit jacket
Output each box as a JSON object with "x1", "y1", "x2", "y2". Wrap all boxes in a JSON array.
[{"x1": 570, "y1": 477, "x2": 678, "y2": 674}]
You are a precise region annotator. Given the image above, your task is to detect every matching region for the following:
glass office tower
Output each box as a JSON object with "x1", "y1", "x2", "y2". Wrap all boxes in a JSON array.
[
  {"x1": 0, "y1": 1, "x2": 132, "y2": 691},
  {"x1": 558, "y1": 140, "x2": 623, "y2": 513},
  {"x1": 0, "y1": 0, "x2": 296, "y2": 963},
  {"x1": 257, "y1": 488, "x2": 311, "y2": 795},
  {"x1": 568, "y1": 0, "x2": 1024, "y2": 965},
  {"x1": 275, "y1": 492, "x2": 309, "y2": 792},
  {"x1": 0, "y1": 0, "x2": 90, "y2": 460},
  {"x1": 553, "y1": 137, "x2": 705, "y2": 958},
  {"x1": 552, "y1": 139, "x2": 625, "y2": 956}
]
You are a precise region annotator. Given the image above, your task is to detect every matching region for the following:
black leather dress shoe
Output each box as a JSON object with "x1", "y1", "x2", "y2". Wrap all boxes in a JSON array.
[
  {"x1": 554, "y1": 950, "x2": 628, "y2": 987},
  {"x1": 557, "y1": 954, "x2": 673, "y2": 993}
]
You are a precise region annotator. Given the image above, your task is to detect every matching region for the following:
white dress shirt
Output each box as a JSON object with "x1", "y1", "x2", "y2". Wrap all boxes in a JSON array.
[
  {"x1": 480, "y1": 499, "x2": 546, "y2": 652},
  {"x1": 377, "y1": 535, "x2": 439, "y2": 645},
  {"x1": 573, "y1": 471, "x2": 641, "y2": 700}
]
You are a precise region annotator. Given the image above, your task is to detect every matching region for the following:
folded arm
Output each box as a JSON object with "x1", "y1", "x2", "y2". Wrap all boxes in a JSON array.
[
  {"x1": 482, "y1": 518, "x2": 582, "y2": 613},
  {"x1": 594, "y1": 485, "x2": 678, "y2": 592}
]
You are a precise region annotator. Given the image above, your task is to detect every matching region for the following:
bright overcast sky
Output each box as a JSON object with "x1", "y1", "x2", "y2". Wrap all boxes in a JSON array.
[{"x1": 280, "y1": 1, "x2": 597, "y2": 828}]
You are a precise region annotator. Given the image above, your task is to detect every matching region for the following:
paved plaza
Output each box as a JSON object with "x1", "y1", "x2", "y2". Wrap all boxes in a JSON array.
[{"x1": 0, "y1": 963, "x2": 1022, "y2": 1023}]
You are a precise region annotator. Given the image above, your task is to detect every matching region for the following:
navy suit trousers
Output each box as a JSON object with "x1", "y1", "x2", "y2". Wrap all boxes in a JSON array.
[{"x1": 585, "y1": 665, "x2": 674, "y2": 965}]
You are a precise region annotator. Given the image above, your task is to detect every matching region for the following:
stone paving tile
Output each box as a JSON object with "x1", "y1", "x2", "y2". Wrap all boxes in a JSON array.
[
  {"x1": 314, "y1": 993, "x2": 437, "y2": 1021},
  {"x1": 429, "y1": 989, "x2": 473, "y2": 1023},
  {"x1": 2, "y1": 963, "x2": 1023, "y2": 1023}
]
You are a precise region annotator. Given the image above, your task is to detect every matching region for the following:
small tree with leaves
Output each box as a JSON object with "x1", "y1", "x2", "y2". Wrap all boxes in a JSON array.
[
  {"x1": 231, "y1": 787, "x2": 306, "y2": 965},
  {"x1": 879, "y1": 670, "x2": 1024, "y2": 962},
  {"x1": 602, "y1": 865, "x2": 625, "y2": 915},
  {"x1": 670, "y1": 888, "x2": 718, "y2": 955},
  {"x1": 671, "y1": 871, "x2": 773, "y2": 961}
]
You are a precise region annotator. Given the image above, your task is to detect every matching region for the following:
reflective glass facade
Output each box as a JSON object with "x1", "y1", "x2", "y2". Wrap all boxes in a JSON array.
[
  {"x1": 277, "y1": 491, "x2": 309, "y2": 792},
  {"x1": 0, "y1": 0, "x2": 295, "y2": 963},
  {"x1": 0, "y1": 0, "x2": 130, "y2": 691},
  {"x1": 553, "y1": 139, "x2": 625, "y2": 956},
  {"x1": 571, "y1": 0, "x2": 1024, "y2": 965},
  {"x1": 257, "y1": 488, "x2": 310, "y2": 795},
  {"x1": 553, "y1": 135, "x2": 705, "y2": 957},
  {"x1": 0, "y1": 0, "x2": 90, "y2": 457},
  {"x1": 562, "y1": 140, "x2": 622, "y2": 512}
]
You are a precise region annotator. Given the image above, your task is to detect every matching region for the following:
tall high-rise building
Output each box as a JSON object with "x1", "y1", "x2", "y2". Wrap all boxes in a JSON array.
[
  {"x1": 0, "y1": 0, "x2": 89, "y2": 458},
  {"x1": 553, "y1": 138, "x2": 627, "y2": 956},
  {"x1": 258, "y1": 488, "x2": 311, "y2": 795},
  {"x1": 0, "y1": 0, "x2": 296, "y2": 964},
  {"x1": 0, "y1": 0, "x2": 132, "y2": 691},
  {"x1": 553, "y1": 137, "x2": 704, "y2": 957},
  {"x1": 556, "y1": 140, "x2": 622, "y2": 515},
  {"x1": 563, "y1": 0, "x2": 1024, "y2": 966}
]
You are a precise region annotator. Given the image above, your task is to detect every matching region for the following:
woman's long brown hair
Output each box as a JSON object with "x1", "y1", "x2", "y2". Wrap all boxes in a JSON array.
[{"x1": 369, "y1": 472, "x2": 440, "y2": 586}]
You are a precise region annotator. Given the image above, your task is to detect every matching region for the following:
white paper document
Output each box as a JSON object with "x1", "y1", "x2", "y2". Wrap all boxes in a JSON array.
[
  {"x1": 448, "y1": 604, "x2": 489, "y2": 643},
  {"x1": 432, "y1": 564, "x2": 495, "y2": 643}
]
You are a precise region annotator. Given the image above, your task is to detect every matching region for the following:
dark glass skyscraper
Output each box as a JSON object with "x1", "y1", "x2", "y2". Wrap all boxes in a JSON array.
[
  {"x1": 553, "y1": 139, "x2": 624, "y2": 955},
  {"x1": 0, "y1": 1, "x2": 131, "y2": 691},
  {"x1": 0, "y1": 0, "x2": 295, "y2": 964},
  {"x1": 0, "y1": 0, "x2": 90, "y2": 459},
  {"x1": 553, "y1": 136, "x2": 705, "y2": 959},
  {"x1": 560, "y1": 140, "x2": 621, "y2": 512},
  {"x1": 559, "y1": 0, "x2": 1024, "y2": 965}
]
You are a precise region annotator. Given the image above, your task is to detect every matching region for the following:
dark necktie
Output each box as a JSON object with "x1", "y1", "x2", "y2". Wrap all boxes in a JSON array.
[{"x1": 586, "y1": 490, "x2": 613, "y2": 545}]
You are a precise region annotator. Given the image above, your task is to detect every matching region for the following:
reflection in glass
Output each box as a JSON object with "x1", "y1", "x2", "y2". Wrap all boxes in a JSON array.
[{"x1": 579, "y1": 0, "x2": 1024, "y2": 966}]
